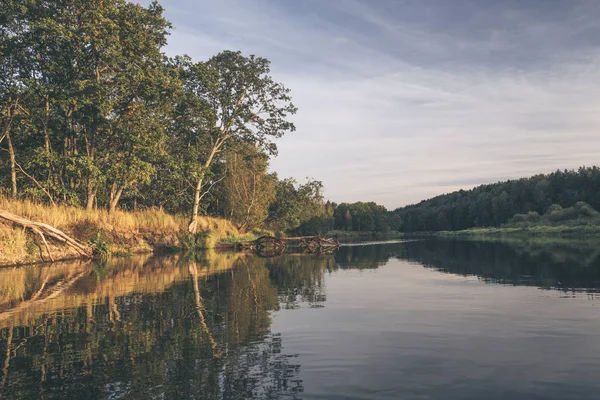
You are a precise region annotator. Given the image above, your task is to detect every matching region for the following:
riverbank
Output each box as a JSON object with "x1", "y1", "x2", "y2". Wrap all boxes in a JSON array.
[
  {"x1": 435, "y1": 224, "x2": 600, "y2": 238},
  {"x1": 0, "y1": 199, "x2": 259, "y2": 266}
]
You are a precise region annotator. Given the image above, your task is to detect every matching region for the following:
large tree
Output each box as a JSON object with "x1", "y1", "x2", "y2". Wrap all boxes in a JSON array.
[
  {"x1": 178, "y1": 51, "x2": 297, "y2": 233},
  {"x1": 1, "y1": 0, "x2": 173, "y2": 210}
]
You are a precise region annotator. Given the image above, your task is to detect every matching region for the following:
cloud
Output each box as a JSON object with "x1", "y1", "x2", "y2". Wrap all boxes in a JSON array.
[{"x1": 143, "y1": 0, "x2": 600, "y2": 208}]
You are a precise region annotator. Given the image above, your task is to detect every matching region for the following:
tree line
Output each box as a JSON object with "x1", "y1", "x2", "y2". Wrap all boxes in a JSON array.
[{"x1": 395, "y1": 167, "x2": 600, "y2": 232}]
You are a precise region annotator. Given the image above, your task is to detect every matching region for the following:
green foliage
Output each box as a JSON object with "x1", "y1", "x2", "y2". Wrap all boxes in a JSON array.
[
  {"x1": 294, "y1": 215, "x2": 335, "y2": 236},
  {"x1": 333, "y1": 202, "x2": 399, "y2": 233},
  {"x1": 90, "y1": 233, "x2": 111, "y2": 260},
  {"x1": 214, "y1": 144, "x2": 276, "y2": 232},
  {"x1": 0, "y1": 1, "x2": 308, "y2": 234},
  {"x1": 173, "y1": 50, "x2": 297, "y2": 228},
  {"x1": 267, "y1": 178, "x2": 325, "y2": 232},
  {"x1": 507, "y1": 201, "x2": 600, "y2": 227},
  {"x1": 396, "y1": 167, "x2": 600, "y2": 232},
  {"x1": 177, "y1": 231, "x2": 218, "y2": 250}
]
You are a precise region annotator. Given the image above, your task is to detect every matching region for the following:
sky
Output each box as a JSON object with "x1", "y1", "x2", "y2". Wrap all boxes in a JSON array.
[{"x1": 141, "y1": 0, "x2": 600, "y2": 209}]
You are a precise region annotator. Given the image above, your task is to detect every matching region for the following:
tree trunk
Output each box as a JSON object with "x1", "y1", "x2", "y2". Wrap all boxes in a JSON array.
[
  {"x1": 109, "y1": 184, "x2": 125, "y2": 214},
  {"x1": 188, "y1": 144, "x2": 220, "y2": 233},
  {"x1": 43, "y1": 97, "x2": 50, "y2": 153},
  {"x1": 0, "y1": 208, "x2": 93, "y2": 258},
  {"x1": 6, "y1": 130, "x2": 17, "y2": 198},
  {"x1": 188, "y1": 174, "x2": 205, "y2": 233},
  {"x1": 85, "y1": 184, "x2": 97, "y2": 211}
]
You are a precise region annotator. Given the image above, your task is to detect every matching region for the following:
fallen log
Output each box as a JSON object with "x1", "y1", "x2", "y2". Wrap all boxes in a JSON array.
[
  {"x1": 0, "y1": 208, "x2": 93, "y2": 261},
  {"x1": 239, "y1": 235, "x2": 340, "y2": 255}
]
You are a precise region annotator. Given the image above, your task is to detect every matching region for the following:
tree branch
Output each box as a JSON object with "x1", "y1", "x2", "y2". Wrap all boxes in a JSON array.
[{"x1": 198, "y1": 173, "x2": 226, "y2": 202}]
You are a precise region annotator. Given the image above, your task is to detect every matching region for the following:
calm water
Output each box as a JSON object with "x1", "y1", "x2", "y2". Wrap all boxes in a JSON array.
[{"x1": 1, "y1": 239, "x2": 600, "y2": 399}]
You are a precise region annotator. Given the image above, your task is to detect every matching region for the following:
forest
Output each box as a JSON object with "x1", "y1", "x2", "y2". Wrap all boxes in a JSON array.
[
  {"x1": 0, "y1": 0, "x2": 401, "y2": 237},
  {"x1": 395, "y1": 167, "x2": 600, "y2": 232}
]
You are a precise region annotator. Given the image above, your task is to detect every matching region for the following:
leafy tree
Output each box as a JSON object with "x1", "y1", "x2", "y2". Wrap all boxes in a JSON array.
[
  {"x1": 178, "y1": 51, "x2": 297, "y2": 233},
  {"x1": 332, "y1": 202, "x2": 396, "y2": 233},
  {"x1": 267, "y1": 178, "x2": 324, "y2": 233}
]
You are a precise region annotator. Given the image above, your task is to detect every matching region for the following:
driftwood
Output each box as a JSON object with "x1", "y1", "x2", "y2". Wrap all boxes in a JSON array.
[
  {"x1": 0, "y1": 208, "x2": 93, "y2": 262},
  {"x1": 238, "y1": 235, "x2": 340, "y2": 256}
]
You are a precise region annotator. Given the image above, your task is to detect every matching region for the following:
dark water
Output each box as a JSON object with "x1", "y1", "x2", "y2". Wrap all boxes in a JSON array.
[{"x1": 2, "y1": 238, "x2": 600, "y2": 399}]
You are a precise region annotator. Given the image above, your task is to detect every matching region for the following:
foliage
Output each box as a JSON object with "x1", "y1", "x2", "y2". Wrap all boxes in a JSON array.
[
  {"x1": 216, "y1": 144, "x2": 276, "y2": 232},
  {"x1": 90, "y1": 233, "x2": 111, "y2": 260},
  {"x1": 294, "y1": 215, "x2": 335, "y2": 236},
  {"x1": 396, "y1": 167, "x2": 600, "y2": 232},
  {"x1": 174, "y1": 50, "x2": 297, "y2": 232},
  {"x1": 0, "y1": 1, "x2": 301, "y2": 234},
  {"x1": 334, "y1": 202, "x2": 399, "y2": 233},
  {"x1": 507, "y1": 202, "x2": 600, "y2": 227},
  {"x1": 267, "y1": 178, "x2": 325, "y2": 233}
]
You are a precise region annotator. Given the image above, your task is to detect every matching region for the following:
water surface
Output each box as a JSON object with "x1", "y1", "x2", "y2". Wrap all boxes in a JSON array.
[{"x1": 1, "y1": 239, "x2": 600, "y2": 399}]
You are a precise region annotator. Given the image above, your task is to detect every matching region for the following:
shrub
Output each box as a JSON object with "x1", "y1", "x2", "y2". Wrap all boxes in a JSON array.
[{"x1": 90, "y1": 233, "x2": 111, "y2": 260}]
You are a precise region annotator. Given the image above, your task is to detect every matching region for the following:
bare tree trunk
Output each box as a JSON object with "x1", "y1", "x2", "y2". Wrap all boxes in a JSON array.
[
  {"x1": 0, "y1": 209, "x2": 93, "y2": 259},
  {"x1": 188, "y1": 174, "x2": 205, "y2": 233},
  {"x1": 189, "y1": 145, "x2": 220, "y2": 233},
  {"x1": 6, "y1": 130, "x2": 17, "y2": 198},
  {"x1": 43, "y1": 97, "x2": 50, "y2": 153},
  {"x1": 109, "y1": 184, "x2": 124, "y2": 214},
  {"x1": 85, "y1": 183, "x2": 97, "y2": 211}
]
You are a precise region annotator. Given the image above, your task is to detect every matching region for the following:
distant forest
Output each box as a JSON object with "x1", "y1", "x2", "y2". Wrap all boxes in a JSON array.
[{"x1": 395, "y1": 167, "x2": 600, "y2": 232}]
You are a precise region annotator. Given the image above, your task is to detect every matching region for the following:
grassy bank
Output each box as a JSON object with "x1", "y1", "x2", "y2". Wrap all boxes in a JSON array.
[
  {"x1": 436, "y1": 224, "x2": 600, "y2": 238},
  {"x1": 0, "y1": 198, "x2": 260, "y2": 266}
]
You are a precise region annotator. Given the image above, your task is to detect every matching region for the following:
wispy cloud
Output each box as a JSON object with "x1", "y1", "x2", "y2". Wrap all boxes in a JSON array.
[{"x1": 145, "y1": 0, "x2": 600, "y2": 208}]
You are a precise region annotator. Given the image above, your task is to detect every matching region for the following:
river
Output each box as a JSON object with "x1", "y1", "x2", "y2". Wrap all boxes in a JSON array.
[{"x1": 1, "y1": 238, "x2": 600, "y2": 399}]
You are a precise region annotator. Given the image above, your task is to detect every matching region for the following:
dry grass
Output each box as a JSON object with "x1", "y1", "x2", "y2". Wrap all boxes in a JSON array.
[
  {"x1": 0, "y1": 197, "x2": 185, "y2": 234},
  {"x1": 0, "y1": 224, "x2": 29, "y2": 265},
  {"x1": 0, "y1": 197, "x2": 247, "y2": 265}
]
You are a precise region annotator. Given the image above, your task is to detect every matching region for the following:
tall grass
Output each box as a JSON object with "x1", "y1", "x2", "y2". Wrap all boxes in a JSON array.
[
  {"x1": 0, "y1": 197, "x2": 250, "y2": 264},
  {"x1": 0, "y1": 197, "x2": 185, "y2": 233}
]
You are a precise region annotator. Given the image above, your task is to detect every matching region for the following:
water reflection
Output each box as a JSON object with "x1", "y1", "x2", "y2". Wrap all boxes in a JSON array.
[
  {"x1": 1, "y1": 239, "x2": 600, "y2": 399},
  {"x1": 0, "y1": 252, "x2": 335, "y2": 399},
  {"x1": 397, "y1": 238, "x2": 600, "y2": 291}
]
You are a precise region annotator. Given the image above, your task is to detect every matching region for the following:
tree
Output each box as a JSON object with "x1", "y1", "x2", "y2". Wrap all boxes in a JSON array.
[
  {"x1": 179, "y1": 51, "x2": 297, "y2": 233},
  {"x1": 220, "y1": 143, "x2": 276, "y2": 232},
  {"x1": 0, "y1": 0, "x2": 29, "y2": 197},
  {"x1": 267, "y1": 178, "x2": 324, "y2": 233}
]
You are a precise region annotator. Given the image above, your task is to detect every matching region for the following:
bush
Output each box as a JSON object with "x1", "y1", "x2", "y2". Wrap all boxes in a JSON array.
[
  {"x1": 509, "y1": 211, "x2": 541, "y2": 225},
  {"x1": 177, "y1": 231, "x2": 216, "y2": 250},
  {"x1": 508, "y1": 202, "x2": 600, "y2": 227},
  {"x1": 90, "y1": 233, "x2": 111, "y2": 260}
]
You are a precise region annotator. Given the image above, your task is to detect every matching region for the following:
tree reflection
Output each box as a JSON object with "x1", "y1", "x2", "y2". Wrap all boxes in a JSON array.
[
  {"x1": 397, "y1": 238, "x2": 600, "y2": 291},
  {"x1": 0, "y1": 252, "x2": 305, "y2": 399}
]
